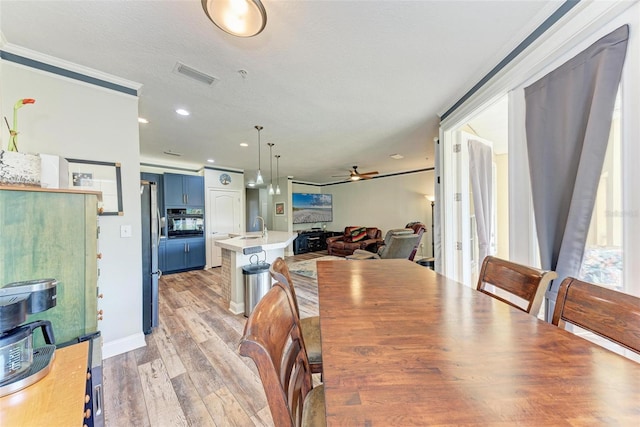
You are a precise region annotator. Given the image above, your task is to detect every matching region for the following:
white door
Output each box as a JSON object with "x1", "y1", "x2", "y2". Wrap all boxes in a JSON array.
[{"x1": 208, "y1": 189, "x2": 241, "y2": 267}]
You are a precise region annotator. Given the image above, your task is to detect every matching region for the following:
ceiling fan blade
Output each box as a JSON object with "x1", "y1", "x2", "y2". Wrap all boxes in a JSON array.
[{"x1": 358, "y1": 171, "x2": 379, "y2": 176}]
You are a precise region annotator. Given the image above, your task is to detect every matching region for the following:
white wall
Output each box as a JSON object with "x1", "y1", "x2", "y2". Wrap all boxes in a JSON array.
[
  {"x1": 1, "y1": 49, "x2": 144, "y2": 358},
  {"x1": 291, "y1": 171, "x2": 435, "y2": 257}
]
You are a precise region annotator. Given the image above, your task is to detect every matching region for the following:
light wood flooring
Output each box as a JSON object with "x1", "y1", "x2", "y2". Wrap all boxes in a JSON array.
[{"x1": 103, "y1": 251, "x2": 326, "y2": 427}]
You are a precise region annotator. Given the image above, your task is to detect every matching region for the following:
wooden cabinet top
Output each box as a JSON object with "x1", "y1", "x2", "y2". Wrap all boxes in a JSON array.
[
  {"x1": 0, "y1": 341, "x2": 89, "y2": 426},
  {"x1": 0, "y1": 185, "x2": 102, "y2": 200}
]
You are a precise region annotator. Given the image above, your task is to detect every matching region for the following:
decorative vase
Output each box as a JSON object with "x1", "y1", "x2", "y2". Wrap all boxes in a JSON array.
[{"x1": 0, "y1": 150, "x2": 41, "y2": 186}]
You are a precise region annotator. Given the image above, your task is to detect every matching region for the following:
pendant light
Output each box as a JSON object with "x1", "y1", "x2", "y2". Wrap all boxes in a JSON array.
[
  {"x1": 267, "y1": 142, "x2": 275, "y2": 195},
  {"x1": 255, "y1": 125, "x2": 264, "y2": 185},
  {"x1": 275, "y1": 154, "x2": 281, "y2": 195}
]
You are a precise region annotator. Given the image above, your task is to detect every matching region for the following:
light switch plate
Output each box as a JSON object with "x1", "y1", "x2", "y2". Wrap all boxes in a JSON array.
[{"x1": 120, "y1": 224, "x2": 132, "y2": 238}]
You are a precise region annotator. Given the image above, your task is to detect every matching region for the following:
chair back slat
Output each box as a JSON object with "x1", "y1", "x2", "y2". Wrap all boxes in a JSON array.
[
  {"x1": 270, "y1": 257, "x2": 300, "y2": 317},
  {"x1": 477, "y1": 256, "x2": 557, "y2": 314},
  {"x1": 239, "y1": 283, "x2": 313, "y2": 427},
  {"x1": 552, "y1": 277, "x2": 640, "y2": 355}
]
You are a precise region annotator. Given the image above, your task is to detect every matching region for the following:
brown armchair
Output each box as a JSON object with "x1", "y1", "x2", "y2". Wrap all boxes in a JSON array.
[{"x1": 326, "y1": 226, "x2": 382, "y2": 257}]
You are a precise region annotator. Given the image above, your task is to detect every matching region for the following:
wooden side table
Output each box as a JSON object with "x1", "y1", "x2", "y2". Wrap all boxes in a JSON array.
[{"x1": 0, "y1": 341, "x2": 89, "y2": 425}]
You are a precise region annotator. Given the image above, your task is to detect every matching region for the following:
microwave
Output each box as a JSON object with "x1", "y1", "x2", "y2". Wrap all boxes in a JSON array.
[{"x1": 167, "y1": 208, "x2": 204, "y2": 238}]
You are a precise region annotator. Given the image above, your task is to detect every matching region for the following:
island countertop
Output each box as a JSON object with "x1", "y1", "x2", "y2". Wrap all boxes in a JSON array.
[{"x1": 215, "y1": 231, "x2": 297, "y2": 252}]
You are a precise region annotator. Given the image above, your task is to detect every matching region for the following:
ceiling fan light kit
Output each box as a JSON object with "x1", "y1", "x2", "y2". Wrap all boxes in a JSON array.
[
  {"x1": 333, "y1": 166, "x2": 379, "y2": 181},
  {"x1": 201, "y1": 0, "x2": 267, "y2": 38}
]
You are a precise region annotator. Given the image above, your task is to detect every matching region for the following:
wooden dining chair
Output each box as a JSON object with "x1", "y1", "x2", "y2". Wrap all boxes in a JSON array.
[
  {"x1": 477, "y1": 256, "x2": 557, "y2": 315},
  {"x1": 269, "y1": 257, "x2": 323, "y2": 374},
  {"x1": 552, "y1": 277, "x2": 640, "y2": 355},
  {"x1": 239, "y1": 283, "x2": 326, "y2": 427}
]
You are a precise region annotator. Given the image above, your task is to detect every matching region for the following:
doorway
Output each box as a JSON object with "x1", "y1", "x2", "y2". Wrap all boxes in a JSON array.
[{"x1": 208, "y1": 189, "x2": 241, "y2": 267}]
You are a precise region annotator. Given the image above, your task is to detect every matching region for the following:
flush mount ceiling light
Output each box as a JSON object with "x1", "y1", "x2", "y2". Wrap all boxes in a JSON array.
[
  {"x1": 201, "y1": 0, "x2": 267, "y2": 38},
  {"x1": 175, "y1": 108, "x2": 190, "y2": 116},
  {"x1": 255, "y1": 125, "x2": 264, "y2": 185}
]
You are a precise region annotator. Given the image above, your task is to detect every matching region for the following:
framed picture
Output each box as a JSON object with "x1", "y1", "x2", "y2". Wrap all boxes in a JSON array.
[
  {"x1": 275, "y1": 202, "x2": 285, "y2": 216},
  {"x1": 67, "y1": 158, "x2": 124, "y2": 215}
]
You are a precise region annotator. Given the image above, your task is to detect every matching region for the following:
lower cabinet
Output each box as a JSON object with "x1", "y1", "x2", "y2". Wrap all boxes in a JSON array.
[
  {"x1": 294, "y1": 231, "x2": 339, "y2": 255},
  {"x1": 165, "y1": 237, "x2": 206, "y2": 273}
]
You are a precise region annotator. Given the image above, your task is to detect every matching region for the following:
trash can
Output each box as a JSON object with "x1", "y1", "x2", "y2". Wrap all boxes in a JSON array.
[{"x1": 243, "y1": 262, "x2": 271, "y2": 316}]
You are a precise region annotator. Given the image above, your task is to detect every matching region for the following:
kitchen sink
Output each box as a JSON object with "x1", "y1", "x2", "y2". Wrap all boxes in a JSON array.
[{"x1": 239, "y1": 236, "x2": 261, "y2": 240}]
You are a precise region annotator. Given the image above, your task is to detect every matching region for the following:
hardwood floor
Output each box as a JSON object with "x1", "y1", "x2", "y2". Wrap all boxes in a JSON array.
[{"x1": 103, "y1": 251, "x2": 326, "y2": 427}]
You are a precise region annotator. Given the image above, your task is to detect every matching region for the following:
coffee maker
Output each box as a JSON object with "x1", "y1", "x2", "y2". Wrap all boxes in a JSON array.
[{"x1": 0, "y1": 279, "x2": 57, "y2": 397}]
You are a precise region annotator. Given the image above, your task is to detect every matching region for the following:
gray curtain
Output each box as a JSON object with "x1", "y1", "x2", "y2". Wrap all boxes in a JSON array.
[
  {"x1": 524, "y1": 25, "x2": 628, "y2": 320},
  {"x1": 468, "y1": 139, "x2": 493, "y2": 264}
]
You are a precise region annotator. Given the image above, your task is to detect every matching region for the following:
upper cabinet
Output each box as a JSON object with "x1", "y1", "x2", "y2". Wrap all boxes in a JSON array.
[{"x1": 164, "y1": 173, "x2": 204, "y2": 208}]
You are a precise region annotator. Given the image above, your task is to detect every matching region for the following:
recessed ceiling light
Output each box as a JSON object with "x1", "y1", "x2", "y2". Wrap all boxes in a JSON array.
[
  {"x1": 175, "y1": 108, "x2": 190, "y2": 116},
  {"x1": 240, "y1": 142, "x2": 249, "y2": 147},
  {"x1": 390, "y1": 154, "x2": 404, "y2": 160},
  {"x1": 247, "y1": 181, "x2": 256, "y2": 187},
  {"x1": 207, "y1": 159, "x2": 215, "y2": 163},
  {"x1": 138, "y1": 117, "x2": 149, "y2": 124}
]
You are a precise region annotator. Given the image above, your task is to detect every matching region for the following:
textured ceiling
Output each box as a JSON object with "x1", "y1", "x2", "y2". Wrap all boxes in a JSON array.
[{"x1": 0, "y1": 0, "x2": 560, "y2": 184}]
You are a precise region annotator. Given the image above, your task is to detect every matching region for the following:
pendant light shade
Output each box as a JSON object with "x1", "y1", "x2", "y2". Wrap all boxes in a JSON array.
[
  {"x1": 201, "y1": 0, "x2": 267, "y2": 38},
  {"x1": 255, "y1": 125, "x2": 264, "y2": 185},
  {"x1": 275, "y1": 155, "x2": 281, "y2": 195},
  {"x1": 267, "y1": 142, "x2": 275, "y2": 195}
]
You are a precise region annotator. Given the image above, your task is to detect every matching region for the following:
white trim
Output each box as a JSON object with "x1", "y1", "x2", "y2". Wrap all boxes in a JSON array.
[
  {"x1": 440, "y1": 1, "x2": 636, "y2": 129},
  {"x1": 229, "y1": 301, "x2": 244, "y2": 315},
  {"x1": 2, "y1": 42, "x2": 142, "y2": 91},
  {"x1": 102, "y1": 332, "x2": 147, "y2": 359}
]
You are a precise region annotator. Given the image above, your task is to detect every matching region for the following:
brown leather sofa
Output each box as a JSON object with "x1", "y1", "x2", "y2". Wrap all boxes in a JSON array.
[{"x1": 326, "y1": 226, "x2": 382, "y2": 257}]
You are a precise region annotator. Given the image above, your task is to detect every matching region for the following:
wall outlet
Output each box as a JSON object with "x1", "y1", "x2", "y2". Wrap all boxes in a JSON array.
[{"x1": 120, "y1": 224, "x2": 132, "y2": 238}]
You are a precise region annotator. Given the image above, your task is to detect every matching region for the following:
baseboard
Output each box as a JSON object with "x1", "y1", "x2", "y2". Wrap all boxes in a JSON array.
[
  {"x1": 229, "y1": 301, "x2": 244, "y2": 315},
  {"x1": 102, "y1": 332, "x2": 146, "y2": 359}
]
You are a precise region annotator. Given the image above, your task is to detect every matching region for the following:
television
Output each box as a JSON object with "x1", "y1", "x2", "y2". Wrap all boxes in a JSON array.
[{"x1": 292, "y1": 193, "x2": 333, "y2": 224}]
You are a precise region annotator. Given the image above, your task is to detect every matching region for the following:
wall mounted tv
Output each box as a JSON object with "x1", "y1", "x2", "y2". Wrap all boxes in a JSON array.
[{"x1": 292, "y1": 193, "x2": 333, "y2": 224}]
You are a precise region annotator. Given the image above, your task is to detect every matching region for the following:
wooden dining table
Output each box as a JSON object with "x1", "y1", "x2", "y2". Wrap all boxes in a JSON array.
[{"x1": 316, "y1": 259, "x2": 640, "y2": 426}]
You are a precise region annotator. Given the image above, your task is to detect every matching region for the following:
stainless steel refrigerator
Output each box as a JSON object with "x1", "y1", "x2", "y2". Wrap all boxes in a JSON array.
[{"x1": 141, "y1": 180, "x2": 161, "y2": 334}]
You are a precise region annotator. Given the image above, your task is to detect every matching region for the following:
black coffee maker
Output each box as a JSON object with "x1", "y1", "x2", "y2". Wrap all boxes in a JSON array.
[{"x1": 0, "y1": 279, "x2": 57, "y2": 396}]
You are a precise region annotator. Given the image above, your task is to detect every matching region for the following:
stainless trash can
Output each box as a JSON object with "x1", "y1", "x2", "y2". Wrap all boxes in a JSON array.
[{"x1": 243, "y1": 262, "x2": 271, "y2": 316}]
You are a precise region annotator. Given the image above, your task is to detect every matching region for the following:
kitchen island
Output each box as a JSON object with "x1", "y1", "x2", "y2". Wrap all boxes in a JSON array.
[{"x1": 215, "y1": 231, "x2": 297, "y2": 314}]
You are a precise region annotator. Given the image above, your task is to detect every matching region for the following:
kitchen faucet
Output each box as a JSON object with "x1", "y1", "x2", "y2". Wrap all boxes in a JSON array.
[{"x1": 254, "y1": 216, "x2": 266, "y2": 238}]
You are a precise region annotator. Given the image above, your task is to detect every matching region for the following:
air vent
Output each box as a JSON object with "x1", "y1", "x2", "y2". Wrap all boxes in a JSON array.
[
  {"x1": 163, "y1": 150, "x2": 182, "y2": 157},
  {"x1": 173, "y1": 62, "x2": 218, "y2": 86}
]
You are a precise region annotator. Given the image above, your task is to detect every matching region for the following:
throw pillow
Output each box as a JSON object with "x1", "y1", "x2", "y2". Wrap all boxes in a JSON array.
[{"x1": 348, "y1": 226, "x2": 367, "y2": 242}]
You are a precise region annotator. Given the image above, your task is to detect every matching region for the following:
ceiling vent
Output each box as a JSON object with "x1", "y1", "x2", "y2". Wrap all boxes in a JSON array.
[
  {"x1": 163, "y1": 150, "x2": 182, "y2": 157},
  {"x1": 173, "y1": 62, "x2": 218, "y2": 86}
]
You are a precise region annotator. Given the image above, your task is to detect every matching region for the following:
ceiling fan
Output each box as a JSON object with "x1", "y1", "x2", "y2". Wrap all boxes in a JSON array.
[{"x1": 333, "y1": 166, "x2": 379, "y2": 181}]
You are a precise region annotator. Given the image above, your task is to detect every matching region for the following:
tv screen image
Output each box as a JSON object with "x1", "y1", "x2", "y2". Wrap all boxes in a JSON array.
[{"x1": 292, "y1": 193, "x2": 333, "y2": 224}]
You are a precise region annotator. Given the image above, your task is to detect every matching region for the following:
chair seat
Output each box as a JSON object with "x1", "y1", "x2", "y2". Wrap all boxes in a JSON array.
[
  {"x1": 301, "y1": 316, "x2": 322, "y2": 368},
  {"x1": 302, "y1": 384, "x2": 326, "y2": 427}
]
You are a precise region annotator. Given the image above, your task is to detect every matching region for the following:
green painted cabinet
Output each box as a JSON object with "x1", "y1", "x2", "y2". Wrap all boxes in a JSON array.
[{"x1": 0, "y1": 187, "x2": 99, "y2": 347}]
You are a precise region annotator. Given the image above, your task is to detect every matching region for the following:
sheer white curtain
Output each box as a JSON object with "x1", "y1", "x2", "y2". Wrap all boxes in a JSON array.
[{"x1": 468, "y1": 140, "x2": 493, "y2": 265}]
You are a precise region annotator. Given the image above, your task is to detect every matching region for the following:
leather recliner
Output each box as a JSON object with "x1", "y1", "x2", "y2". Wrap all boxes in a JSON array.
[{"x1": 326, "y1": 226, "x2": 382, "y2": 257}]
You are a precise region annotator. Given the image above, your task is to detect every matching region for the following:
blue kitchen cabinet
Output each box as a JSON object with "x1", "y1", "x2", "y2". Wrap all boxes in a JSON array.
[
  {"x1": 164, "y1": 173, "x2": 204, "y2": 208},
  {"x1": 164, "y1": 237, "x2": 205, "y2": 273}
]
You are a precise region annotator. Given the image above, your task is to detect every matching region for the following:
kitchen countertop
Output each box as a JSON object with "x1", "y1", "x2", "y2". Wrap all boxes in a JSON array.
[{"x1": 215, "y1": 231, "x2": 297, "y2": 252}]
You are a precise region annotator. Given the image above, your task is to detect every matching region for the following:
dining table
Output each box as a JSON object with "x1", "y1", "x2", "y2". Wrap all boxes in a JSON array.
[{"x1": 316, "y1": 259, "x2": 640, "y2": 426}]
